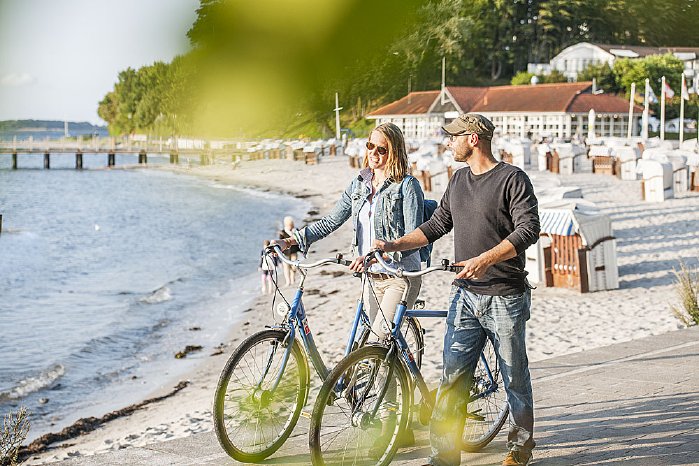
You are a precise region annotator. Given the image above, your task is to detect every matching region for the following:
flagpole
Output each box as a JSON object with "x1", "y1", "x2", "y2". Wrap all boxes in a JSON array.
[
  {"x1": 660, "y1": 76, "x2": 666, "y2": 140},
  {"x1": 627, "y1": 82, "x2": 635, "y2": 140},
  {"x1": 334, "y1": 92, "x2": 342, "y2": 140},
  {"x1": 440, "y1": 57, "x2": 446, "y2": 105},
  {"x1": 680, "y1": 74, "x2": 686, "y2": 145},
  {"x1": 643, "y1": 79, "x2": 650, "y2": 140}
]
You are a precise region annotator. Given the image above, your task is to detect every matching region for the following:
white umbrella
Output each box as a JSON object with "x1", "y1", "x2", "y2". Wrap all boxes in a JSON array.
[{"x1": 588, "y1": 109, "x2": 596, "y2": 140}]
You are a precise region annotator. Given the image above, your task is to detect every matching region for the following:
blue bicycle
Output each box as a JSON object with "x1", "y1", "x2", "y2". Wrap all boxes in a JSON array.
[
  {"x1": 309, "y1": 251, "x2": 509, "y2": 466},
  {"x1": 213, "y1": 245, "x2": 425, "y2": 462}
]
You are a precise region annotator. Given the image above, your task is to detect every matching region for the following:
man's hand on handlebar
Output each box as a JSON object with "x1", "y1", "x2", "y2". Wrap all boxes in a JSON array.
[
  {"x1": 372, "y1": 239, "x2": 396, "y2": 253},
  {"x1": 453, "y1": 255, "x2": 491, "y2": 280}
]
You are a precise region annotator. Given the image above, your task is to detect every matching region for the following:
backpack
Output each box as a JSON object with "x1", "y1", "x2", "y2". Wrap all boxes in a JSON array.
[
  {"x1": 401, "y1": 175, "x2": 438, "y2": 266},
  {"x1": 420, "y1": 199, "x2": 438, "y2": 266}
]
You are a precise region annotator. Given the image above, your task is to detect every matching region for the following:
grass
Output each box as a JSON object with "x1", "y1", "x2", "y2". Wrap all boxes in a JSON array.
[
  {"x1": 671, "y1": 260, "x2": 699, "y2": 327},
  {"x1": 1, "y1": 406, "x2": 30, "y2": 466}
]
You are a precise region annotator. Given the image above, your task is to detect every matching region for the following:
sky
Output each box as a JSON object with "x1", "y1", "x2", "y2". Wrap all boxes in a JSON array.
[{"x1": 0, "y1": 0, "x2": 199, "y2": 124}]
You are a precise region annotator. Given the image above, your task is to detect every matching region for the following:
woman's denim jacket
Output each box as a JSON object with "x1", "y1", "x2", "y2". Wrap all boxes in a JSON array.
[{"x1": 295, "y1": 168, "x2": 425, "y2": 262}]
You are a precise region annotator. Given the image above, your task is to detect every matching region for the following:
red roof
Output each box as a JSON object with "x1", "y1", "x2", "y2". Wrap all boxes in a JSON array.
[
  {"x1": 447, "y1": 87, "x2": 488, "y2": 112},
  {"x1": 468, "y1": 82, "x2": 591, "y2": 112},
  {"x1": 367, "y1": 91, "x2": 439, "y2": 116},
  {"x1": 368, "y1": 82, "x2": 639, "y2": 116},
  {"x1": 567, "y1": 93, "x2": 643, "y2": 113}
]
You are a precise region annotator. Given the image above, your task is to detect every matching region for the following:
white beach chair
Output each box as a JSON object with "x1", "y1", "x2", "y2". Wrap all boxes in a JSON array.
[
  {"x1": 537, "y1": 199, "x2": 619, "y2": 292},
  {"x1": 524, "y1": 236, "x2": 551, "y2": 285},
  {"x1": 667, "y1": 153, "x2": 689, "y2": 193},
  {"x1": 645, "y1": 152, "x2": 689, "y2": 193},
  {"x1": 636, "y1": 159, "x2": 674, "y2": 202},
  {"x1": 557, "y1": 148, "x2": 575, "y2": 175},
  {"x1": 614, "y1": 146, "x2": 641, "y2": 181},
  {"x1": 572, "y1": 144, "x2": 593, "y2": 173},
  {"x1": 679, "y1": 138, "x2": 698, "y2": 152},
  {"x1": 535, "y1": 143, "x2": 552, "y2": 172}
]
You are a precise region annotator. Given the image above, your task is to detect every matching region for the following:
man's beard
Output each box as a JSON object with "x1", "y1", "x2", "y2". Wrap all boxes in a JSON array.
[{"x1": 454, "y1": 145, "x2": 473, "y2": 162}]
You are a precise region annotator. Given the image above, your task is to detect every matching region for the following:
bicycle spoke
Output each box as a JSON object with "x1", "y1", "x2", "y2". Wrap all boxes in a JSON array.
[
  {"x1": 462, "y1": 339, "x2": 509, "y2": 451},
  {"x1": 311, "y1": 346, "x2": 409, "y2": 466},
  {"x1": 214, "y1": 330, "x2": 306, "y2": 462}
]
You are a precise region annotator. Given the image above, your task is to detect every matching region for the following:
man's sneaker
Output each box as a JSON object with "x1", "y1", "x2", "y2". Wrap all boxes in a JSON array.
[{"x1": 502, "y1": 449, "x2": 532, "y2": 466}]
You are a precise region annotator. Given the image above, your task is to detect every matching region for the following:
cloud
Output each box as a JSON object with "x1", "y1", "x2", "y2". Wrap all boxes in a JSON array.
[{"x1": 0, "y1": 72, "x2": 36, "y2": 87}]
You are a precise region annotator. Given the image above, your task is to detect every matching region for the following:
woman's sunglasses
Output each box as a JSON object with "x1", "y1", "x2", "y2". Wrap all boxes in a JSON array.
[{"x1": 366, "y1": 141, "x2": 388, "y2": 156}]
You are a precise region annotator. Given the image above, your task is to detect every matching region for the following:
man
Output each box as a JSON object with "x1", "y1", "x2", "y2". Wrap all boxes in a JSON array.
[{"x1": 374, "y1": 114, "x2": 540, "y2": 466}]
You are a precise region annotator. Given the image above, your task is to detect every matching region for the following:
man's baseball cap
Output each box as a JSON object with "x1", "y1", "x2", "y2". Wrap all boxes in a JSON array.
[{"x1": 442, "y1": 113, "x2": 495, "y2": 140}]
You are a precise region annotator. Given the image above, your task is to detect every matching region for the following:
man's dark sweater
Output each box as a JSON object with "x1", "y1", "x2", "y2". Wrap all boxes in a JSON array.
[{"x1": 419, "y1": 162, "x2": 540, "y2": 296}]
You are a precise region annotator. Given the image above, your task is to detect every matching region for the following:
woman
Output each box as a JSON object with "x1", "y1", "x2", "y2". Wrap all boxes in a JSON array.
[{"x1": 273, "y1": 122, "x2": 425, "y2": 340}]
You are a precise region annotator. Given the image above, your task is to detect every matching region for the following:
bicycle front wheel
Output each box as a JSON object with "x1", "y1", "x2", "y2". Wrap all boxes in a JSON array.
[
  {"x1": 213, "y1": 329, "x2": 309, "y2": 462},
  {"x1": 402, "y1": 316, "x2": 424, "y2": 369},
  {"x1": 310, "y1": 345, "x2": 411, "y2": 466},
  {"x1": 461, "y1": 338, "x2": 509, "y2": 452}
]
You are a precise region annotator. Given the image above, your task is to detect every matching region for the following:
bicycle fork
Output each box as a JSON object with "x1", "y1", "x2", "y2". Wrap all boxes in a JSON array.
[{"x1": 251, "y1": 329, "x2": 296, "y2": 407}]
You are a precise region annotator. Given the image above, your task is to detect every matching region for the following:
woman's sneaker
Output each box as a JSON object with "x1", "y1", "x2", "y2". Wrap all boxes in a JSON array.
[{"x1": 502, "y1": 449, "x2": 532, "y2": 466}]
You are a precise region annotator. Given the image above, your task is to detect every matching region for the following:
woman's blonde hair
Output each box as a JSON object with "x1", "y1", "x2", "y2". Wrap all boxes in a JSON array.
[{"x1": 363, "y1": 122, "x2": 410, "y2": 182}]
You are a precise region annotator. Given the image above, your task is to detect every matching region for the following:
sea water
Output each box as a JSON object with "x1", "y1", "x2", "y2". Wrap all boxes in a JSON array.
[{"x1": 0, "y1": 154, "x2": 308, "y2": 440}]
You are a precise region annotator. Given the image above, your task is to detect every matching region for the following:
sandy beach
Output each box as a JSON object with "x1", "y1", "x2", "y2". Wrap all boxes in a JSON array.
[{"x1": 23, "y1": 154, "x2": 698, "y2": 464}]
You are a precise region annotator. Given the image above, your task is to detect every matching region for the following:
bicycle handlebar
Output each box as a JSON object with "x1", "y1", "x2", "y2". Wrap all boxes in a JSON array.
[
  {"x1": 371, "y1": 250, "x2": 463, "y2": 277},
  {"x1": 266, "y1": 244, "x2": 352, "y2": 269}
]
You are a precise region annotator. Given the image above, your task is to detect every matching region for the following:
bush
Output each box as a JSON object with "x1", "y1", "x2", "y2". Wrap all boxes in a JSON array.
[
  {"x1": 542, "y1": 70, "x2": 567, "y2": 83},
  {"x1": 511, "y1": 71, "x2": 535, "y2": 86},
  {"x1": 671, "y1": 260, "x2": 699, "y2": 327},
  {"x1": 1, "y1": 407, "x2": 30, "y2": 466}
]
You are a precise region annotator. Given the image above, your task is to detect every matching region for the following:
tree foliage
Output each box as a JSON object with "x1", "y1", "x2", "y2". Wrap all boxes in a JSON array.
[{"x1": 98, "y1": 0, "x2": 699, "y2": 138}]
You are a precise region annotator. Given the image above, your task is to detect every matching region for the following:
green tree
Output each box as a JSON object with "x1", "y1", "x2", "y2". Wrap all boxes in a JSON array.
[
  {"x1": 614, "y1": 54, "x2": 685, "y2": 97},
  {"x1": 97, "y1": 92, "x2": 119, "y2": 134},
  {"x1": 98, "y1": 0, "x2": 699, "y2": 138},
  {"x1": 578, "y1": 62, "x2": 620, "y2": 93},
  {"x1": 511, "y1": 71, "x2": 536, "y2": 86},
  {"x1": 542, "y1": 70, "x2": 567, "y2": 83}
]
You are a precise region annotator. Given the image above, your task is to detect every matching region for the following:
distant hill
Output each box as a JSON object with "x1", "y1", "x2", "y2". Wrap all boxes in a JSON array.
[{"x1": 0, "y1": 119, "x2": 106, "y2": 132}]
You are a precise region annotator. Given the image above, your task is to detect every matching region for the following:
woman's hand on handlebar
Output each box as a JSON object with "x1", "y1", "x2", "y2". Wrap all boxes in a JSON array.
[
  {"x1": 270, "y1": 237, "x2": 294, "y2": 252},
  {"x1": 348, "y1": 255, "x2": 376, "y2": 272}
]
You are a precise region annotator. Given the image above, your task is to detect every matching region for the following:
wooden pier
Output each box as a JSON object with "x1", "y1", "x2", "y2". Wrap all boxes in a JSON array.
[
  {"x1": 0, "y1": 136, "x2": 246, "y2": 170},
  {"x1": 1, "y1": 148, "x2": 211, "y2": 169},
  {"x1": 1, "y1": 136, "x2": 338, "y2": 170}
]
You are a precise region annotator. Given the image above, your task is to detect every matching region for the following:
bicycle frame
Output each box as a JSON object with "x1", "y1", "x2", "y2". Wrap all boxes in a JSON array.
[
  {"x1": 390, "y1": 304, "x2": 498, "y2": 409},
  {"x1": 370, "y1": 253, "x2": 500, "y2": 414},
  {"x1": 258, "y1": 247, "x2": 373, "y2": 394}
]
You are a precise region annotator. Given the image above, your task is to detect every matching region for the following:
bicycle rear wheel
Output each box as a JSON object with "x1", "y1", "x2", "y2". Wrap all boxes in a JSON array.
[
  {"x1": 461, "y1": 338, "x2": 509, "y2": 452},
  {"x1": 310, "y1": 345, "x2": 411, "y2": 466},
  {"x1": 213, "y1": 329, "x2": 309, "y2": 462}
]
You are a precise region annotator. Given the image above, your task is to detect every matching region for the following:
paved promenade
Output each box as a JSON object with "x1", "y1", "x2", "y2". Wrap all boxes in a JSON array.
[{"x1": 49, "y1": 326, "x2": 699, "y2": 465}]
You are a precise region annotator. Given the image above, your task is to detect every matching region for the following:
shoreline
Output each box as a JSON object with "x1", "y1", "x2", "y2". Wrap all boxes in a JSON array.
[
  {"x1": 21, "y1": 157, "x2": 355, "y2": 465},
  {"x1": 22, "y1": 155, "x2": 696, "y2": 464}
]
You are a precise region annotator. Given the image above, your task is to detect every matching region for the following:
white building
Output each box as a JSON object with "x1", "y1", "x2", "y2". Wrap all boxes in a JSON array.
[
  {"x1": 528, "y1": 42, "x2": 699, "y2": 82},
  {"x1": 366, "y1": 82, "x2": 643, "y2": 141}
]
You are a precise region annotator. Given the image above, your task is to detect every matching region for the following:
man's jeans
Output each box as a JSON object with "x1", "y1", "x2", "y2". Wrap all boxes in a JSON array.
[{"x1": 428, "y1": 285, "x2": 535, "y2": 466}]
